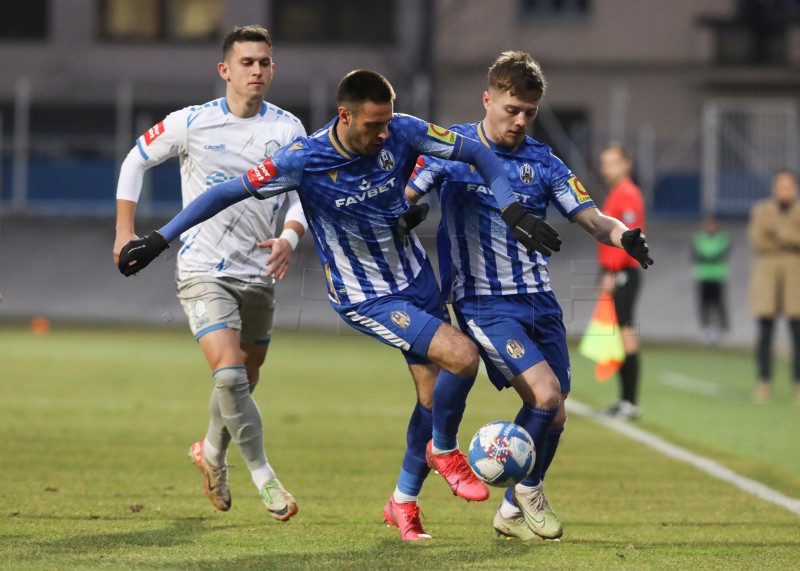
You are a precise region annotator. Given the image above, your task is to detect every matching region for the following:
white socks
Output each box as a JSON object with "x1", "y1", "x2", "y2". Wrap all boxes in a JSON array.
[
  {"x1": 393, "y1": 488, "x2": 419, "y2": 504},
  {"x1": 202, "y1": 438, "x2": 226, "y2": 467}
]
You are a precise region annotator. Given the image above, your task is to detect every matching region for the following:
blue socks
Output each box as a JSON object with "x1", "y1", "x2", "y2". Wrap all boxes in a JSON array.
[
  {"x1": 396, "y1": 402, "x2": 433, "y2": 497},
  {"x1": 505, "y1": 423, "x2": 564, "y2": 507},
  {"x1": 514, "y1": 404, "x2": 558, "y2": 487},
  {"x1": 541, "y1": 427, "x2": 564, "y2": 480},
  {"x1": 431, "y1": 369, "x2": 476, "y2": 451}
]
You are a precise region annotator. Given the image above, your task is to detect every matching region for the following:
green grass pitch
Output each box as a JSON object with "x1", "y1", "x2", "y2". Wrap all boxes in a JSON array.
[{"x1": 1, "y1": 324, "x2": 799, "y2": 570}]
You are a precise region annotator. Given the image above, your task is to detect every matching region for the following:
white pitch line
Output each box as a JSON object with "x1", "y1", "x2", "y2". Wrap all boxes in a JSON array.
[
  {"x1": 567, "y1": 399, "x2": 800, "y2": 517},
  {"x1": 658, "y1": 371, "x2": 728, "y2": 397}
]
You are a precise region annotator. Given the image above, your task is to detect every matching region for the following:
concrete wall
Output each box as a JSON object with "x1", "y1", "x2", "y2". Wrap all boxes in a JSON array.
[
  {"x1": 0, "y1": 0, "x2": 427, "y2": 111},
  {"x1": 0, "y1": 213, "x2": 777, "y2": 354},
  {"x1": 435, "y1": 0, "x2": 734, "y2": 65}
]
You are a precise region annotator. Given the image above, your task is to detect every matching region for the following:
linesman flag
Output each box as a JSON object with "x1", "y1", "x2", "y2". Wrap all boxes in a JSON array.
[{"x1": 578, "y1": 292, "x2": 625, "y2": 382}]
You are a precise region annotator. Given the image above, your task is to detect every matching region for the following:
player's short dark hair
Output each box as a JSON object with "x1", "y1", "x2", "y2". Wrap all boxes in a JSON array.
[
  {"x1": 222, "y1": 25, "x2": 272, "y2": 59},
  {"x1": 487, "y1": 51, "x2": 547, "y2": 101},
  {"x1": 773, "y1": 169, "x2": 798, "y2": 182},
  {"x1": 336, "y1": 69, "x2": 396, "y2": 111},
  {"x1": 602, "y1": 142, "x2": 632, "y2": 162}
]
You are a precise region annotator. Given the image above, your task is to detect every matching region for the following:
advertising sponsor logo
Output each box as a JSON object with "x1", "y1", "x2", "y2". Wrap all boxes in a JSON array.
[
  {"x1": 568, "y1": 176, "x2": 592, "y2": 204},
  {"x1": 143, "y1": 121, "x2": 165, "y2": 145},
  {"x1": 246, "y1": 158, "x2": 278, "y2": 188},
  {"x1": 335, "y1": 178, "x2": 397, "y2": 208},
  {"x1": 426, "y1": 123, "x2": 457, "y2": 145},
  {"x1": 465, "y1": 183, "x2": 530, "y2": 203}
]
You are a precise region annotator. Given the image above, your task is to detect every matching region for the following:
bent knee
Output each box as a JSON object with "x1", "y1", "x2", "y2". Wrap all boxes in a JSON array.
[
  {"x1": 450, "y1": 339, "x2": 479, "y2": 376},
  {"x1": 539, "y1": 391, "x2": 561, "y2": 411},
  {"x1": 213, "y1": 366, "x2": 248, "y2": 392}
]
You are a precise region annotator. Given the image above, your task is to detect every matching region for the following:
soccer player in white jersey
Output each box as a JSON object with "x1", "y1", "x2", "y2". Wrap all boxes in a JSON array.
[
  {"x1": 117, "y1": 69, "x2": 564, "y2": 541},
  {"x1": 407, "y1": 52, "x2": 653, "y2": 540},
  {"x1": 113, "y1": 26, "x2": 307, "y2": 521}
]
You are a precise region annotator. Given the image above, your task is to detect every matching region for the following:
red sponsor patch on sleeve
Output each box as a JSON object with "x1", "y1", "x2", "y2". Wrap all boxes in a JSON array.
[
  {"x1": 246, "y1": 157, "x2": 278, "y2": 188},
  {"x1": 143, "y1": 121, "x2": 165, "y2": 146},
  {"x1": 411, "y1": 156, "x2": 426, "y2": 179}
]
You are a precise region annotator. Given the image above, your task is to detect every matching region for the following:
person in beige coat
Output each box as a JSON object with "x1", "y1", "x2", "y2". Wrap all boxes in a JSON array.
[{"x1": 747, "y1": 170, "x2": 800, "y2": 403}]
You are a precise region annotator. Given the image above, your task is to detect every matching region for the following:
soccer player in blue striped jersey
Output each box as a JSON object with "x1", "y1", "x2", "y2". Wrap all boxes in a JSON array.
[
  {"x1": 118, "y1": 69, "x2": 562, "y2": 541},
  {"x1": 407, "y1": 52, "x2": 653, "y2": 541}
]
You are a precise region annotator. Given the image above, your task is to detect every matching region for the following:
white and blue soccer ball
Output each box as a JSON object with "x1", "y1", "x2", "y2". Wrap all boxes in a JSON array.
[{"x1": 468, "y1": 421, "x2": 535, "y2": 487}]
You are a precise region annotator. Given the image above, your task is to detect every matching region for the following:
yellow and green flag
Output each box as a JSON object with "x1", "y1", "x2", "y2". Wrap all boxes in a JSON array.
[{"x1": 578, "y1": 292, "x2": 625, "y2": 382}]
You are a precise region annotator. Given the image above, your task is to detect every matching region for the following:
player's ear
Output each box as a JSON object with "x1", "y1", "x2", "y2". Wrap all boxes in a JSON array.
[
  {"x1": 218, "y1": 61, "x2": 230, "y2": 82},
  {"x1": 338, "y1": 106, "x2": 351, "y2": 126},
  {"x1": 482, "y1": 91, "x2": 491, "y2": 111}
]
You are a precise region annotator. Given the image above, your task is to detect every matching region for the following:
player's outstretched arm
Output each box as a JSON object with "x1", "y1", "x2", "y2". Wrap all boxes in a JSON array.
[
  {"x1": 114, "y1": 147, "x2": 151, "y2": 265},
  {"x1": 573, "y1": 207, "x2": 653, "y2": 269},
  {"x1": 620, "y1": 228, "x2": 653, "y2": 269},
  {"x1": 117, "y1": 177, "x2": 252, "y2": 276},
  {"x1": 114, "y1": 199, "x2": 138, "y2": 265}
]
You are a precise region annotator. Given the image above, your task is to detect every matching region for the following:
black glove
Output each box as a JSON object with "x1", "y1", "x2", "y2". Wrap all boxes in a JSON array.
[
  {"x1": 118, "y1": 231, "x2": 169, "y2": 276},
  {"x1": 500, "y1": 202, "x2": 561, "y2": 257},
  {"x1": 621, "y1": 227, "x2": 653, "y2": 269},
  {"x1": 396, "y1": 203, "x2": 429, "y2": 241}
]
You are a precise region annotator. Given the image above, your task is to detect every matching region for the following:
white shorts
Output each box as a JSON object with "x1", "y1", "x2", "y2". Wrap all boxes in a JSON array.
[{"x1": 177, "y1": 276, "x2": 275, "y2": 345}]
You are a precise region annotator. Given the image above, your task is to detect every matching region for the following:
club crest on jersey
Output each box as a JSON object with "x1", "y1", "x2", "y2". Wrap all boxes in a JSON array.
[
  {"x1": 519, "y1": 163, "x2": 535, "y2": 184},
  {"x1": 568, "y1": 176, "x2": 592, "y2": 204},
  {"x1": 264, "y1": 140, "x2": 281, "y2": 158},
  {"x1": 378, "y1": 149, "x2": 395, "y2": 171},
  {"x1": 506, "y1": 339, "x2": 525, "y2": 359},
  {"x1": 194, "y1": 300, "x2": 209, "y2": 328},
  {"x1": 391, "y1": 310, "x2": 411, "y2": 328}
]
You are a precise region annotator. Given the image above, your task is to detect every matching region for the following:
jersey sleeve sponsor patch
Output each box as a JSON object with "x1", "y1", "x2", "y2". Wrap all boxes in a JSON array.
[
  {"x1": 246, "y1": 157, "x2": 278, "y2": 188},
  {"x1": 426, "y1": 123, "x2": 457, "y2": 145},
  {"x1": 143, "y1": 121, "x2": 166, "y2": 146},
  {"x1": 410, "y1": 156, "x2": 426, "y2": 180},
  {"x1": 568, "y1": 176, "x2": 592, "y2": 204}
]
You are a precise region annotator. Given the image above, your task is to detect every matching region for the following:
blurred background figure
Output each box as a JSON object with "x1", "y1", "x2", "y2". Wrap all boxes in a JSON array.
[
  {"x1": 597, "y1": 144, "x2": 646, "y2": 420},
  {"x1": 693, "y1": 215, "x2": 730, "y2": 345},
  {"x1": 747, "y1": 170, "x2": 800, "y2": 403}
]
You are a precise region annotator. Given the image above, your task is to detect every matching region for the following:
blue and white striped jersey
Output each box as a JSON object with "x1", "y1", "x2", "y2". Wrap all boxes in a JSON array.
[
  {"x1": 240, "y1": 114, "x2": 483, "y2": 307},
  {"x1": 408, "y1": 121, "x2": 595, "y2": 301}
]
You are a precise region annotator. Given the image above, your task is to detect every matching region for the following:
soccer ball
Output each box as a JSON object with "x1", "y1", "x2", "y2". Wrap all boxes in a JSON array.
[{"x1": 468, "y1": 421, "x2": 535, "y2": 487}]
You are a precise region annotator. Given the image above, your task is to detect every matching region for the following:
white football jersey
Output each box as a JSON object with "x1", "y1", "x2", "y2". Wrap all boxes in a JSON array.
[{"x1": 117, "y1": 98, "x2": 306, "y2": 284}]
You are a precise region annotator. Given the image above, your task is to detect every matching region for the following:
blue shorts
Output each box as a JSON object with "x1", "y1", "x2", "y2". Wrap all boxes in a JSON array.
[
  {"x1": 336, "y1": 263, "x2": 444, "y2": 365},
  {"x1": 453, "y1": 291, "x2": 571, "y2": 392}
]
